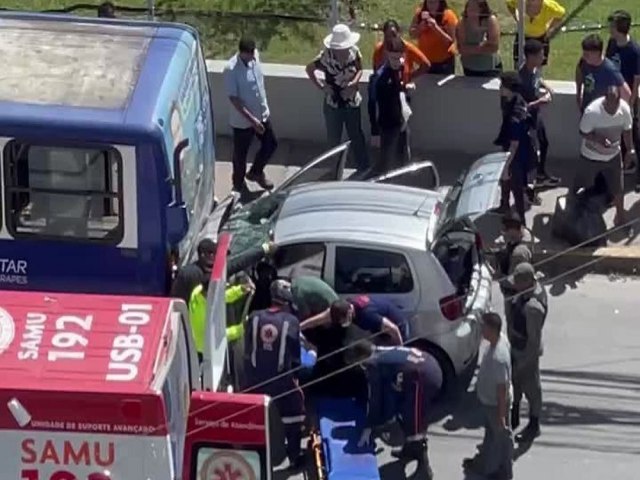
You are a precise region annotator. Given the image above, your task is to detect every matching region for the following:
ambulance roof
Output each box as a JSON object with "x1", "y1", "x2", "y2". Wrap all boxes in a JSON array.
[
  {"x1": 0, "y1": 12, "x2": 198, "y2": 141},
  {"x1": 0, "y1": 290, "x2": 173, "y2": 395}
]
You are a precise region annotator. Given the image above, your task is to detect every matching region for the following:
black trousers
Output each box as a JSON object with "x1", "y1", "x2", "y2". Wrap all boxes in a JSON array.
[
  {"x1": 374, "y1": 125, "x2": 410, "y2": 174},
  {"x1": 500, "y1": 159, "x2": 529, "y2": 226},
  {"x1": 620, "y1": 100, "x2": 640, "y2": 182},
  {"x1": 535, "y1": 115, "x2": 550, "y2": 175},
  {"x1": 232, "y1": 119, "x2": 278, "y2": 189},
  {"x1": 463, "y1": 61, "x2": 503, "y2": 78},
  {"x1": 429, "y1": 57, "x2": 456, "y2": 75}
]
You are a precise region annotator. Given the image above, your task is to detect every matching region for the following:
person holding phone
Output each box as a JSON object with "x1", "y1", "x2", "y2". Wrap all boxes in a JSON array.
[
  {"x1": 372, "y1": 19, "x2": 431, "y2": 84},
  {"x1": 409, "y1": 0, "x2": 459, "y2": 75}
]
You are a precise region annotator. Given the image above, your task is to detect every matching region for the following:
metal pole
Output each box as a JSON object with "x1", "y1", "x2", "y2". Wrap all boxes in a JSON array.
[
  {"x1": 517, "y1": 0, "x2": 526, "y2": 68},
  {"x1": 147, "y1": 0, "x2": 155, "y2": 20},
  {"x1": 329, "y1": 0, "x2": 339, "y2": 27}
]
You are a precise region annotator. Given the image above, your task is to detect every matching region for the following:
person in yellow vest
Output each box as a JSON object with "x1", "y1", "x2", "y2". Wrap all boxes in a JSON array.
[{"x1": 189, "y1": 276, "x2": 255, "y2": 363}]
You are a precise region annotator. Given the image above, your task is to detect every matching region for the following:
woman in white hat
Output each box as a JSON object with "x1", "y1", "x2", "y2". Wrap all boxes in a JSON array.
[{"x1": 306, "y1": 24, "x2": 370, "y2": 173}]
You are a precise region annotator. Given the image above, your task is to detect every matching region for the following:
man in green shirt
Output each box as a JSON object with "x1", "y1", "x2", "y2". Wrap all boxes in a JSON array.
[{"x1": 291, "y1": 275, "x2": 339, "y2": 320}]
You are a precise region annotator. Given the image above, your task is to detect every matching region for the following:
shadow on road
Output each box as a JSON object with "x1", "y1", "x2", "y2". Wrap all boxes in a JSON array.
[{"x1": 379, "y1": 458, "x2": 479, "y2": 480}]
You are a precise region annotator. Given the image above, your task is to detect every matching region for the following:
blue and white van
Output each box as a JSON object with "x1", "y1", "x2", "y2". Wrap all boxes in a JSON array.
[{"x1": 0, "y1": 12, "x2": 215, "y2": 295}]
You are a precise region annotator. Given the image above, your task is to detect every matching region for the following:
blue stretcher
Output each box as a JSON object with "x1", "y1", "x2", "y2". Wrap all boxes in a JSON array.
[{"x1": 316, "y1": 397, "x2": 381, "y2": 480}]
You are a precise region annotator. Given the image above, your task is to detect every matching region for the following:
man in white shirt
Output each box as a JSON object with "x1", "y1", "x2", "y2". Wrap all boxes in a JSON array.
[
  {"x1": 576, "y1": 86, "x2": 635, "y2": 226},
  {"x1": 224, "y1": 37, "x2": 276, "y2": 193}
]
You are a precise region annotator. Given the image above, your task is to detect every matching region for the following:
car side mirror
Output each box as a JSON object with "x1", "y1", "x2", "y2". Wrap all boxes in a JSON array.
[{"x1": 167, "y1": 202, "x2": 188, "y2": 245}]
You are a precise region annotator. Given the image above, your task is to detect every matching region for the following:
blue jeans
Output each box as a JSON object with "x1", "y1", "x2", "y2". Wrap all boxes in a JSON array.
[{"x1": 323, "y1": 102, "x2": 370, "y2": 171}]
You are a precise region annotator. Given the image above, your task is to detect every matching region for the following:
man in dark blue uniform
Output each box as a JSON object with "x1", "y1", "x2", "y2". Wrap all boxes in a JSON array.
[
  {"x1": 243, "y1": 279, "x2": 306, "y2": 468},
  {"x1": 356, "y1": 345, "x2": 443, "y2": 479},
  {"x1": 329, "y1": 295, "x2": 409, "y2": 346}
]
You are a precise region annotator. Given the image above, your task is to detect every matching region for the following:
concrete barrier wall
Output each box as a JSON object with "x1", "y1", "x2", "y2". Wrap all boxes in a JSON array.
[{"x1": 207, "y1": 60, "x2": 581, "y2": 160}]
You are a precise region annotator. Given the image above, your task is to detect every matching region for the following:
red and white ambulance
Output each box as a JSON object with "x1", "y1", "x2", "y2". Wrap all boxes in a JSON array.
[{"x1": 0, "y1": 234, "x2": 276, "y2": 480}]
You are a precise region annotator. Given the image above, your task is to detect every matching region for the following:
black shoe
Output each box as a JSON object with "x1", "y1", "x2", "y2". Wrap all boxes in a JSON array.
[
  {"x1": 515, "y1": 419, "x2": 541, "y2": 443},
  {"x1": 635, "y1": 182, "x2": 640, "y2": 193},
  {"x1": 490, "y1": 204, "x2": 510, "y2": 215},
  {"x1": 246, "y1": 171, "x2": 274, "y2": 190},
  {"x1": 391, "y1": 441, "x2": 428, "y2": 463},
  {"x1": 393, "y1": 443, "x2": 433, "y2": 479},
  {"x1": 232, "y1": 182, "x2": 249, "y2": 194},
  {"x1": 536, "y1": 172, "x2": 560, "y2": 187},
  {"x1": 462, "y1": 457, "x2": 484, "y2": 475},
  {"x1": 526, "y1": 188, "x2": 542, "y2": 206},
  {"x1": 511, "y1": 404, "x2": 520, "y2": 430}
]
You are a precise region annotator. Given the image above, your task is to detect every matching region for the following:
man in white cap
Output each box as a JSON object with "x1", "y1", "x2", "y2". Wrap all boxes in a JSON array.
[{"x1": 305, "y1": 24, "x2": 370, "y2": 173}]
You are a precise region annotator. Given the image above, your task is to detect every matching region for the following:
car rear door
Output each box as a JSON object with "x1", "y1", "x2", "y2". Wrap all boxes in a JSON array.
[
  {"x1": 368, "y1": 160, "x2": 441, "y2": 191},
  {"x1": 275, "y1": 141, "x2": 350, "y2": 192}
]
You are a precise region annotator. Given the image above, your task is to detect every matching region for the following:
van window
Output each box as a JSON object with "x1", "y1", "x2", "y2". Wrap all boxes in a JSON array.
[
  {"x1": 179, "y1": 143, "x2": 201, "y2": 218},
  {"x1": 162, "y1": 318, "x2": 191, "y2": 478},
  {"x1": 3, "y1": 141, "x2": 123, "y2": 242},
  {"x1": 334, "y1": 246, "x2": 414, "y2": 294},
  {"x1": 194, "y1": 446, "x2": 265, "y2": 480}
]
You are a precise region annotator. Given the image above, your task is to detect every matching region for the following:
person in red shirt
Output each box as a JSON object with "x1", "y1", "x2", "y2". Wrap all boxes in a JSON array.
[
  {"x1": 372, "y1": 19, "x2": 431, "y2": 85},
  {"x1": 410, "y1": 0, "x2": 459, "y2": 75}
]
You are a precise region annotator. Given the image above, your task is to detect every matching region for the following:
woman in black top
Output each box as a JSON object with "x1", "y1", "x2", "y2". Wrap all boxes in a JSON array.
[
  {"x1": 494, "y1": 71, "x2": 537, "y2": 225},
  {"x1": 368, "y1": 36, "x2": 413, "y2": 174}
]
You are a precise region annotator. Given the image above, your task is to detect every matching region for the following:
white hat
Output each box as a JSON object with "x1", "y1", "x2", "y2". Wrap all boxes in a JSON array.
[{"x1": 323, "y1": 23, "x2": 361, "y2": 50}]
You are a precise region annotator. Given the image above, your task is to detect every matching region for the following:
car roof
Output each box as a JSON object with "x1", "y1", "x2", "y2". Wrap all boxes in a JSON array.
[
  {"x1": 0, "y1": 290, "x2": 173, "y2": 395},
  {"x1": 274, "y1": 181, "x2": 440, "y2": 251}
]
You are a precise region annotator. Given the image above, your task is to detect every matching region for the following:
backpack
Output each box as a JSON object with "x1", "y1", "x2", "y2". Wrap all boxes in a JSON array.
[{"x1": 551, "y1": 186, "x2": 608, "y2": 248}]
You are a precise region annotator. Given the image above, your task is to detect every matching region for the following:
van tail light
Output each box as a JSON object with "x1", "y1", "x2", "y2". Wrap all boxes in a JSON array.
[{"x1": 439, "y1": 294, "x2": 464, "y2": 321}]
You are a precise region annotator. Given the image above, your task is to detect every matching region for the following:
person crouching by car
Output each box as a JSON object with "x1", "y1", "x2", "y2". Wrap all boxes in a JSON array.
[
  {"x1": 493, "y1": 71, "x2": 537, "y2": 226},
  {"x1": 368, "y1": 36, "x2": 414, "y2": 174},
  {"x1": 355, "y1": 344, "x2": 443, "y2": 480}
]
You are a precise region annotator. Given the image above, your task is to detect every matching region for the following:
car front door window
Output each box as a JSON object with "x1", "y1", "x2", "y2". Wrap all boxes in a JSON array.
[{"x1": 275, "y1": 242, "x2": 326, "y2": 278}]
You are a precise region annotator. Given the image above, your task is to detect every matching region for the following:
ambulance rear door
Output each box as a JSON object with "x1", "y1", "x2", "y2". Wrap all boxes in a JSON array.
[
  {"x1": 185, "y1": 391, "x2": 271, "y2": 480},
  {"x1": 201, "y1": 232, "x2": 232, "y2": 392},
  {"x1": 154, "y1": 299, "x2": 200, "y2": 480}
]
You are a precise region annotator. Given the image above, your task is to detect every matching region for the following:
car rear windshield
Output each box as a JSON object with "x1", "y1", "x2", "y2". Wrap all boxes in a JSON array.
[{"x1": 3, "y1": 141, "x2": 123, "y2": 243}]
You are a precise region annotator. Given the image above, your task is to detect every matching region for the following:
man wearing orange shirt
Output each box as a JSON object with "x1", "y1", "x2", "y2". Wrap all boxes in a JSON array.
[{"x1": 372, "y1": 19, "x2": 431, "y2": 84}]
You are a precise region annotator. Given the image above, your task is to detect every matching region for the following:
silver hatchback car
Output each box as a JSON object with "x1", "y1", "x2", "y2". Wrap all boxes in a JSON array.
[{"x1": 218, "y1": 144, "x2": 508, "y2": 396}]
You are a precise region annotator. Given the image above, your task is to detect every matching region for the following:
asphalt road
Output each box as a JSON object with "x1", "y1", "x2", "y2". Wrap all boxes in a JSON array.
[
  {"x1": 271, "y1": 274, "x2": 640, "y2": 480},
  {"x1": 213, "y1": 151, "x2": 640, "y2": 480}
]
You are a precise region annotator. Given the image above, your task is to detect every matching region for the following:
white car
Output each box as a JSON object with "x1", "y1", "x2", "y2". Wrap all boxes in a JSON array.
[{"x1": 219, "y1": 143, "x2": 508, "y2": 396}]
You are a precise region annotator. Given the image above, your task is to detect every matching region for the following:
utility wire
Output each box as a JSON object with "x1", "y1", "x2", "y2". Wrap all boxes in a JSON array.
[
  {"x1": 182, "y1": 210, "x2": 640, "y2": 432},
  {"x1": 184, "y1": 245, "x2": 612, "y2": 440}
]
